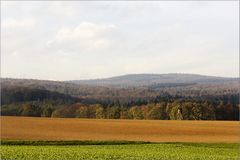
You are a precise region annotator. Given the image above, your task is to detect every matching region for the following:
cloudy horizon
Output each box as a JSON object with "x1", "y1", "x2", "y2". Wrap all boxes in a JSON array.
[{"x1": 1, "y1": 1, "x2": 239, "y2": 81}]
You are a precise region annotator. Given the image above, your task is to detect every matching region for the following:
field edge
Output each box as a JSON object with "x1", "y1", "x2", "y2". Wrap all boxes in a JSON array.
[{"x1": 1, "y1": 140, "x2": 239, "y2": 148}]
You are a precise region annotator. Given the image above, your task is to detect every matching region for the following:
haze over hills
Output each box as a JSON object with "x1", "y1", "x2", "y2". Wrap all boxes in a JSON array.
[
  {"x1": 1, "y1": 73, "x2": 239, "y2": 120},
  {"x1": 2, "y1": 73, "x2": 238, "y2": 91},
  {"x1": 68, "y1": 73, "x2": 238, "y2": 87},
  {"x1": 2, "y1": 73, "x2": 238, "y2": 102}
]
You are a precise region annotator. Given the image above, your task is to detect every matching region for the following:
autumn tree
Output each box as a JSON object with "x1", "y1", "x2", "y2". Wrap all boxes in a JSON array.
[
  {"x1": 169, "y1": 102, "x2": 183, "y2": 120},
  {"x1": 147, "y1": 104, "x2": 166, "y2": 120},
  {"x1": 95, "y1": 104, "x2": 105, "y2": 119},
  {"x1": 41, "y1": 106, "x2": 53, "y2": 117},
  {"x1": 107, "y1": 106, "x2": 121, "y2": 119},
  {"x1": 76, "y1": 106, "x2": 88, "y2": 118},
  {"x1": 21, "y1": 104, "x2": 41, "y2": 117},
  {"x1": 128, "y1": 106, "x2": 143, "y2": 119}
]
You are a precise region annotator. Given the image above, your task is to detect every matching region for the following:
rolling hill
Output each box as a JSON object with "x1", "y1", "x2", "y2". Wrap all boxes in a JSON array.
[
  {"x1": 68, "y1": 73, "x2": 238, "y2": 87},
  {"x1": 2, "y1": 73, "x2": 238, "y2": 99},
  {"x1": 1, "y1": 73, "x2": 239, "y2": 120}
]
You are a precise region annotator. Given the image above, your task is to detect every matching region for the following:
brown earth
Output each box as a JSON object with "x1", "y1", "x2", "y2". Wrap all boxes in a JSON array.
[{"x1": 1, "y1": 116, "x2": 239, "y2": 142}]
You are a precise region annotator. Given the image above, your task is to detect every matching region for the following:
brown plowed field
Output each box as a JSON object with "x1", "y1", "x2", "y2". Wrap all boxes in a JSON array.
[{"x1": 1, "y1": 116, "x2": 239, "y2": 142}]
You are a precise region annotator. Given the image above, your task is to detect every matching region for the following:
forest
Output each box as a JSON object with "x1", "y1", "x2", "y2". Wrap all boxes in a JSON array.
[
  {"x1": 1, "y1": 76, "x2": 239, "y2": 120},
  {"x1": 2, "y1": 100, "x2": 238, "y2": 120}
]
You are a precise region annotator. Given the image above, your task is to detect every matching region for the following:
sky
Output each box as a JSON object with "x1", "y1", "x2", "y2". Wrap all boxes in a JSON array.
[{"x1": 1, "y1": 1, "x2": 239, "y2": 80}]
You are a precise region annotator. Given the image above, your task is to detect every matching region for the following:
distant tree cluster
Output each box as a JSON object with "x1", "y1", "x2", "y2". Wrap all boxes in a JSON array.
[
  {"x1": 1, "y1": 86, "x2": 78, "y2": 105},
  {"x1": 51, "y1": 101, "x2": 239, "y2": 120},
  {"x1": 2, "y1": 100, "x2": 238, "y2": 120},
  {"x1": 1, "y1": 80, "x2": 239, "y2": 120}
]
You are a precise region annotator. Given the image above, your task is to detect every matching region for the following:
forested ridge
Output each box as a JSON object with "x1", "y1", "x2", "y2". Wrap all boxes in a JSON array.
[{"x1": 1, "y1": 74, "x2": 239, "y2": 120}]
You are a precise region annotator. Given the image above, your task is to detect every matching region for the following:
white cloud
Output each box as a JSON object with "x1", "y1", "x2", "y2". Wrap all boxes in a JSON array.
[
  {"x1": 47, "y1": 22, "x2": 120, "y2": 54},
  {"x1": 1, "y1": 1, "x2": 239, "y2": 80},
  {"x1": 47, "y1": 2, "x2": 78, "y2": 17},
  {"x1": 2, "y1": 18, "x2": 35, "y2": 28}
]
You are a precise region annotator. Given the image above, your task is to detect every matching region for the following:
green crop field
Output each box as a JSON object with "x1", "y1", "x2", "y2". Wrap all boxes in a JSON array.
[{"x1": 1, "y1": 142, "x2": 239, "y2": 160}]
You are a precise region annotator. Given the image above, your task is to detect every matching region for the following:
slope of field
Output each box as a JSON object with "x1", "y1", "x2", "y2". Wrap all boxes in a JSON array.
[
  {"x1": 1, "y1": 116, "x2": 239, "y2": 143},
  {"x1": 1, "y1": 143, "x2": 238, "y2": 160}
]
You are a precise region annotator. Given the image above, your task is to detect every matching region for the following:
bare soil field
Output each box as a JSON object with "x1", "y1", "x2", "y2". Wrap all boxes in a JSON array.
[{"x1": 1, "y1": 116, "x2": 239, "y2": 142}]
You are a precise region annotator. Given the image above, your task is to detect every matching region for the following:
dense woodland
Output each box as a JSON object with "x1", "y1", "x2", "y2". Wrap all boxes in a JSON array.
[
  {"x1": 1, "y1": 75, "x2": 239, "y2": 120},
  {"x1": 2, "y1": 100, "x2": 238, "y2": 120}
]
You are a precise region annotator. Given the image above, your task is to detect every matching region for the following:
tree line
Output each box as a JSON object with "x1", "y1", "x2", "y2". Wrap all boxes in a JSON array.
[
  {"x1": 2, "y1": 100, "x2": 238, "y2": 120},
  {"x1": 1, "y1": 84, "x2": 239, "y2": 120}
]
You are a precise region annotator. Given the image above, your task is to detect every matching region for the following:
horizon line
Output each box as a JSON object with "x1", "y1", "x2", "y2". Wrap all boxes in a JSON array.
[{"x1": 1, "y1": 72, "x2": 238, "y2": 82}]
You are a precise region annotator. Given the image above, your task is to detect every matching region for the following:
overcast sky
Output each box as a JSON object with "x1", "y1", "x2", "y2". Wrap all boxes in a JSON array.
[{"x1": 1, "y1": 1, "x2": 239, "y2": 80}]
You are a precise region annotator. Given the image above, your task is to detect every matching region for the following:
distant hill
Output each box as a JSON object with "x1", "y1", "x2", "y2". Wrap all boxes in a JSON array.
[
  {"x1": 68, "y1": 73, "x2": 238, "y2": 87},
  {"x1": 1, "y1": 73, "x2": 239, "y2": 105},
  {"x1": 1, "y1": 86, "x2": 79, "y2": 105},
  {"x1": 1, "y1": 74, "x2": 239, "y2": 120}
]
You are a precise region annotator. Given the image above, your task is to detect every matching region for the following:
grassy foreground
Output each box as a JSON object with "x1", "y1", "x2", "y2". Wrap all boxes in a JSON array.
[{"x1": 1, "y1": 141, "x2": 239, "y2": 160}]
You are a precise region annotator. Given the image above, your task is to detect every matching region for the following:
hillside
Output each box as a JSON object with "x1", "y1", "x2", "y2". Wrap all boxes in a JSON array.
[
  {"x1": 68, "y1": 73, "x2": 238, "y2": 87},
  {"x1": 2, "y1": 74, "x2": 239, "y2": 102},
  {"x1": 1, "y1": 74, "x2": 239, "y2": 120},
  {"x1": 1, "y1": 86, "x2": 79, "y2": 105}
]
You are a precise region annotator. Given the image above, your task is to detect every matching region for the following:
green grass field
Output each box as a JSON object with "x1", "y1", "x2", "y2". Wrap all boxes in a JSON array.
[{"x1": 1, "y1": 142, "x2": 239, "y2": 160}]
